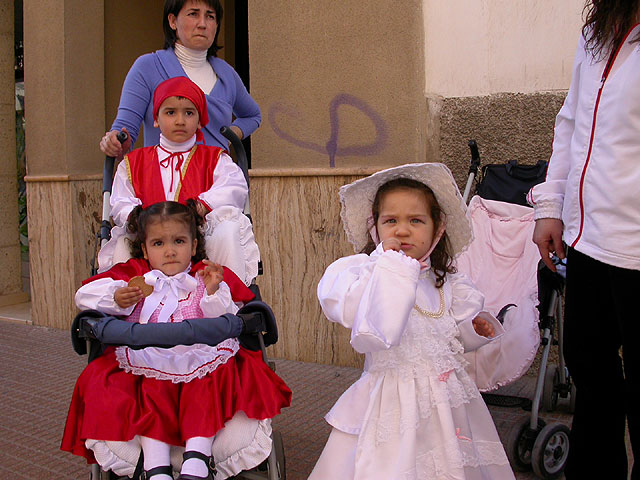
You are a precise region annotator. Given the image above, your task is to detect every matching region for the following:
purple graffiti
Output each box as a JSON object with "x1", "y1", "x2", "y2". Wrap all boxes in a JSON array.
[{"x1": 268, "y1": 93, "x2": 388, "y2": 167}]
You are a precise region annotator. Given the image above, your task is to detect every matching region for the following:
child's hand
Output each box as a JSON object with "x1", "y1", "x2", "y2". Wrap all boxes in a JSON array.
[
  {"x1": 114, "y1": 286, "x2": 144, "y2": 309},
  {"x1": 198, "y1": 259, "x2": 225, "y2": 295},
  {"x1": 382, "y1": 238, "x2": 402, "y2": 252},
  {"x1": 472, "y1": 313, "x2": 495, "y2": 338}
]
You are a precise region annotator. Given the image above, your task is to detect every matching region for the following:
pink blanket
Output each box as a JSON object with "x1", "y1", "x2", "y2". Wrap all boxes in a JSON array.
[{"x1": 456, "y1": 195, "x2": 540, "y2": 391}]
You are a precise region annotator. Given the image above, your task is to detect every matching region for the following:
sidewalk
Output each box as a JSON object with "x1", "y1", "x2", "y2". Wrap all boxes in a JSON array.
[{"x1": 0, "y1": 319, "x2": 573, "y2": 480}]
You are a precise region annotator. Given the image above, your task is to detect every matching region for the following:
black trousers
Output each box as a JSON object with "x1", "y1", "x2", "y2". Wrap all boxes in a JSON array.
[{"x1": 563, "y1": 248, "x2": 639, "y2": 479}]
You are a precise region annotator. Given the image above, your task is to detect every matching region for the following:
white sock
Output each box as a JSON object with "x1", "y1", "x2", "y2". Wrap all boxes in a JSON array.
[
  {"x1": 140, "y1": 436, "x2": 172, "y2": 480},
  {"x1": 182, "y1": 436, "x2": 214, "y2": 477}
]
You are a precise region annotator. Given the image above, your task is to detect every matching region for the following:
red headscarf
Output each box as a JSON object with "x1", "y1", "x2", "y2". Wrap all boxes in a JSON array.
[{"x1": 153, "y1": 76, "x2": 209, "y2": 143}]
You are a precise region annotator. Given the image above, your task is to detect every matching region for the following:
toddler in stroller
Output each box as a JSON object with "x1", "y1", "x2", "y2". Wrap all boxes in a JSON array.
[
  {"x1": 97, "y1": 75, "x2": 259, "y2": 286},
  {"x1": 61, "y1": 200, "x2": 291, "y2": 479}
]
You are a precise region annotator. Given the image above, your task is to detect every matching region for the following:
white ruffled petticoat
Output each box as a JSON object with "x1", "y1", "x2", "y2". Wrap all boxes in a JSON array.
[
  {"x1": 203, "y1": 205, "x2": 260, "y2": 285},
  {"x1": 86, "y1": 412, "x2": 273, "y2": 480}
]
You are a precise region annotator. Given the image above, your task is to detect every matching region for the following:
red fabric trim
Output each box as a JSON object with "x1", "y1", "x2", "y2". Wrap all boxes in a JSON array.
[
  {"x1": 126, "y1": 145, "x2": 224, "y2": 207},
  {"x1": 128, "y1": 147, "x2": 166, "y2": 207},
  {"x1": 190, "y1": 262, "x2": 255, "y2": 303},
  {"x1": 83, "y1": 258, "x2": 152, "y2": 285},
  {"x1": 177, "y1": 146, "x2": 222, "y2": 204},
  {"x1": 198, "y1": 198, "x2": 213, "y2": 214}
]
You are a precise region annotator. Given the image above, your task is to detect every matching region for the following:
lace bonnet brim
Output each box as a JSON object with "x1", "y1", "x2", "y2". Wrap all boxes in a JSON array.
[{"x1": 338, "y1": 163, "x2": 473, "y2": 257}]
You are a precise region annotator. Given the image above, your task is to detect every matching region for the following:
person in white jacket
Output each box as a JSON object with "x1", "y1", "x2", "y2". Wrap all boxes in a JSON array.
[
  {"x1": 528, "y1": 2, "x2": 640, "y2": 478},
  {"x1": 310, "y1": 163, "x2": 514, "y2": 480}
]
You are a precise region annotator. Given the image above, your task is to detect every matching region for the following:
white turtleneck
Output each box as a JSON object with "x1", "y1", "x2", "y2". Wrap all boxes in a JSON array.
[
  {"x1": 174, "y1": 42, "x2": 217, "y2": 94},
  {"x1": 156, "y1": 133, "x2": 196, "y2": 195}
]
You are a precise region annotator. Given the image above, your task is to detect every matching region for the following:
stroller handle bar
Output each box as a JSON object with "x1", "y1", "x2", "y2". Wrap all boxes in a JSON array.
[
  {"x1": 463, "y1": 139, "x2": 481, "y2": 204},
  {"x1": 220, "y1": 126, "x2": 249, "y2": 189},
  {"x1": 102, "y1": 131, "x2": 129, "y2": 195},
  {"x1": 99, "y1": 131, "x2": 129, "y2": 249}
]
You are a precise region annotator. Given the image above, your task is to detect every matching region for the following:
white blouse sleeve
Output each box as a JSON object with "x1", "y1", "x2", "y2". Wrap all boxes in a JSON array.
[
  {"x1": 200, "y1": 281, "x2": 239, "y2": 317},
  {"x1": 448, "y1": 272, "x2": 504, "y2": 352},
  {"x1": 110, "y1": 159, "x2": 142, "y2": 227},
  {"x1": 317, "y1": 247, "x2": 420, "y2": 354},
  {"x1": 75, "y1": 278, "x2": 135, "y2": 316},
  {"x1": 199, "y1": 153, "x2": 248, "y2": 211}
]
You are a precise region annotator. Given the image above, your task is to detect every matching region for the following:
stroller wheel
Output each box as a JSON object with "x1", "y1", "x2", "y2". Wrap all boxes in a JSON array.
[
  {"x1": 505, "y1": 417, "x2": 546, "y2": 472},
  {"x1": 531, "y1": 423, "x2": 570, "y2": 479},
  {"x1": 542, "y1": 364, "x2": 560, "y2": 412}
]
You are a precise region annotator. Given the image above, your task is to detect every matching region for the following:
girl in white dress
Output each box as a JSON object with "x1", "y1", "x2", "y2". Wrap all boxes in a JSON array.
[{"x1": 310, "y1": 163, "x2": 515, "y2": 480}]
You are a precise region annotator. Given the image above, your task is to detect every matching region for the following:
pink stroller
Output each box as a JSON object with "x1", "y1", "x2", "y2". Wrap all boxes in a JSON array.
[{"x1": 455, "y1": 141, "x2": 574, "y2": 479}]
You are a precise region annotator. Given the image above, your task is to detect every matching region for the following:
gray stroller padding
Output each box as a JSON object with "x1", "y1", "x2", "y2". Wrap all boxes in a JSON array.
[{"x1": 72, "y1": 309, "x2": 243, "y2": 354}]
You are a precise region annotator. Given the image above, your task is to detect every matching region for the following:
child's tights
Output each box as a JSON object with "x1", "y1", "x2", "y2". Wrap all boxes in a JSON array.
[{"x1": 141, "y1": 435, "x2": 214, "y2": 478}]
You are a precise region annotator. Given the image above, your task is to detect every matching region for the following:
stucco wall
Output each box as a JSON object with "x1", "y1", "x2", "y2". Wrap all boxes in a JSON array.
[
  {"x1": 423, "y1": 0, "x2": 584, "y2": 97},
  {"x1": 0, "y1": 1, "x2": 26, "y2": 306},
  {"x1": 249, "y1": 0, "x2": 428, "y2": 169}
]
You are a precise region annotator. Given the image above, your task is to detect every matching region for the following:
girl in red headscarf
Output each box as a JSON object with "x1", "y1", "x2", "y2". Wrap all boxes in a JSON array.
[{"x1": 98, "y1": 76, "x2": 259, "y2": 286}]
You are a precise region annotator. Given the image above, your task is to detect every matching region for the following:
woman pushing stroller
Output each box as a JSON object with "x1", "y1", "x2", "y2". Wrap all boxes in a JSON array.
[{"x1": 98, "y1": 75, "x2": 259, "y2": 285}]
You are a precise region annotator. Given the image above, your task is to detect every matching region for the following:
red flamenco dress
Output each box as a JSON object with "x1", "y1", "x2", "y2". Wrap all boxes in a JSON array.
[{"x1": 61, "y1": 259, "x2": 291, "y2": 462}]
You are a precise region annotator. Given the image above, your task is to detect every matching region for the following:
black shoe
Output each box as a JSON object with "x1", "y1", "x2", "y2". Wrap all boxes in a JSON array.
[
  {"x1": 177, "y1": 451, "x2": 215, "y2": 480},
  {"x1": 142, "y1": 465, "x2": 172, "y2": 479}
]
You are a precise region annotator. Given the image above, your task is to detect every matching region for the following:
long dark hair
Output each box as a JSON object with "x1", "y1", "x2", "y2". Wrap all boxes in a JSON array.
[
  {"x1": 361, "y1": 178, "x2": 456, "y2": 288},
  {"x1": 127, "y1": 200, "x2": 207, "y2": 264},
  {"x1": 583, "y1": 0, "x2": 640, "y2": 59},
  {"x1": 163, "y1": 0, "x2": 224, "y2": 58}
]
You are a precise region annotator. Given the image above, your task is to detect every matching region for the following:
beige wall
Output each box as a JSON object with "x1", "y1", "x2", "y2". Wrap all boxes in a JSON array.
[
  {"x1": 24, "y1": 0, "x2": 105, "y2": 177},
  {"x1": 423, "y1": 0, "x2": 584, "y2": 97},
  {"x1": 249, "y1": 0, "x2": 428, "y2": 169},
  {"x1": 0, "y1": 1, "x2": 27, "y2": 307},
  {"x1": 24, "y1": 0, "x2": 106, "y2": 327},
  {"x1": 104, "y1": 1, "x2": 164, "y2": 146}
]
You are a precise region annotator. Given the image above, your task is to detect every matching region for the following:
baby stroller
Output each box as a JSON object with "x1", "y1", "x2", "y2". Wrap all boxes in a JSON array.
[
  {"x1": 72, "y1": 128, "x2": 286, "y2": 480},
  {"x1": 456, "y1": 141, "x2": 574, "y2": 479}
]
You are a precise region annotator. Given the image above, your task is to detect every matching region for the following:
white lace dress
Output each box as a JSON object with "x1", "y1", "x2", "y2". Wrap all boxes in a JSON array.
[{"x1": 310, "y1": 245, "x2": 515, "y2": 480}]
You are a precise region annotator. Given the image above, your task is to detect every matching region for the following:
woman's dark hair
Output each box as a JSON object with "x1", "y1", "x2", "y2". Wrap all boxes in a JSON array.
[
  {"x1": 583, "y1": 0, "x2": 640, "y2": 59},
  {"x1": 127, "y1": 200, "x2": 207, "y2": 264},
  {"x1": 361, "y1": 178, "x2": 456, "y2": 288},
  {"x1": 163, "y1": 0, "x2": 223, "y2": 58}
]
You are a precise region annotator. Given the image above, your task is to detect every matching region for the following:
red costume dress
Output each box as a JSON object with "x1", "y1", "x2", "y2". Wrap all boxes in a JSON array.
[{"x1": 61, "y1": 259, "x2": 291, "y2": 462}]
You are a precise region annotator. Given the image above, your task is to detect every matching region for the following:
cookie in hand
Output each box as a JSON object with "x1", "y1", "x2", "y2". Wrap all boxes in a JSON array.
[{"x1": 128, "y1": 276, "x2": 153, "y2": 297}]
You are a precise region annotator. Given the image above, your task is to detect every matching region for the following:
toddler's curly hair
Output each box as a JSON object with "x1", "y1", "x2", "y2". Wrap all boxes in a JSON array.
[{"x1": 126, "y1": 199, "x2": 207, "y2": 264}]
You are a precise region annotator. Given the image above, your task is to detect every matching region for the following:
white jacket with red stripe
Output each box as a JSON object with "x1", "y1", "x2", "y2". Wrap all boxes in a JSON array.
[{"x1": 528, "y1": 25, "x2": 640, "y2": 270}]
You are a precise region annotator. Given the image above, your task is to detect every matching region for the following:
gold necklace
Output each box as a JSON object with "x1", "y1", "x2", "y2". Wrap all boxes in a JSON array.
[{"x1": 413, "y1": 288, "x2": 445, "y2": 318}]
